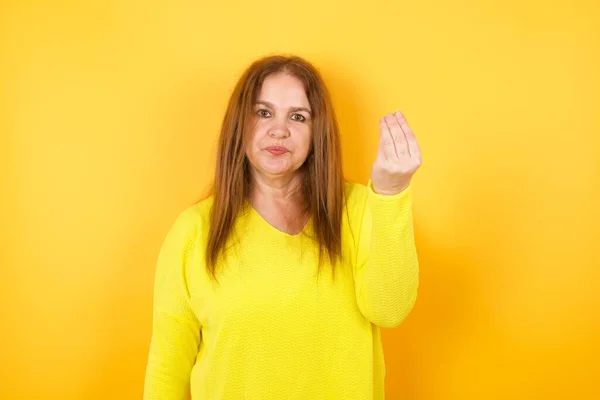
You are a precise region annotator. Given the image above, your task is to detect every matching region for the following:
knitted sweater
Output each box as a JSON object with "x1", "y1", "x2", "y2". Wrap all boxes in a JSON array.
[{"x1": 143, "y1": 181, "x2": 419, "y2": 399}]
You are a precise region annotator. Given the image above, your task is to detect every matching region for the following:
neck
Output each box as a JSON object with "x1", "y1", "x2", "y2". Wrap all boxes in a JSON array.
[{"x1": 249, "y1": 170, "x2": 305, "y2": 208}]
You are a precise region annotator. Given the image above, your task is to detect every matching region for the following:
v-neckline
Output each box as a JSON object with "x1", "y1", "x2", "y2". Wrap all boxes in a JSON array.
[{"x1": 246, "y1": 203, "x2": 312, "y2": 238}]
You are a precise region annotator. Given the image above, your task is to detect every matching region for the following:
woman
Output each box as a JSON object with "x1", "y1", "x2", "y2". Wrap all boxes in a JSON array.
[{"x1": 143, "y1": 54, "x2": 421, "y2": 400}]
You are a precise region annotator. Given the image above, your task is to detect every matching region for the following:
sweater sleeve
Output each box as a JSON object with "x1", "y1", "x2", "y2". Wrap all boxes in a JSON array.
[
  {"x1": 143, "y1": 208, "x2": 202, "y2": 400},
  {"x1": 353, "y1": 181, "x2": 419, "y2": 329}
]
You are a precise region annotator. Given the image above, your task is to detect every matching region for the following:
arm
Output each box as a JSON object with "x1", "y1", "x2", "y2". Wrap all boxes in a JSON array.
[
  {"x1": 354, "y1": 182, "x2": 419, "y2": 328},
  {"x1": 143, "y1": 208, "x2": 201, "y2": 400},
  {"x1": 354, "y1": 110, "x2": 422, "y2": 328}
]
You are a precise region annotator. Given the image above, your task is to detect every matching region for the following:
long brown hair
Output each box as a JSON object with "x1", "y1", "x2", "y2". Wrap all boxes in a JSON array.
[{"x1": 206, "y1": 54, "x2": 345, "y2": 281}]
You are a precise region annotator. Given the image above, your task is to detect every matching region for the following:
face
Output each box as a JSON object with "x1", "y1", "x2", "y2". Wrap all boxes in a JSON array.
[{"x1": 245, "y1": 73, "x2": 313, "y2": 182}]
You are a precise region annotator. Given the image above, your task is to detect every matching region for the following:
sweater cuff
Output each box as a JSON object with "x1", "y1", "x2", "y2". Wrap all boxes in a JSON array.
[
  {"x1": 366, "y1": 180, "x2": 412, "y2": 202},
  {"x1": 366, "y1": 179, "x2": 414, "y2": 233}
]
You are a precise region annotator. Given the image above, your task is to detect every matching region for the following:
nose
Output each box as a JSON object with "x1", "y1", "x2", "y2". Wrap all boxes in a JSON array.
[{"x1": 267, "y1": 118, "x2": 290, "y2": 139}]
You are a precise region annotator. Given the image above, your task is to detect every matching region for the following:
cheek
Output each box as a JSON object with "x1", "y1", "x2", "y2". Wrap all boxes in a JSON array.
[
  {"x1": 298, "y1": 128, "x2": 313, "y2": 153},
  {"x1": 290, "y1": 129, "x2": 312, "y2": 165},
  {"x1": 246, "y1": 124, "x2": 264, "y2": 152}
]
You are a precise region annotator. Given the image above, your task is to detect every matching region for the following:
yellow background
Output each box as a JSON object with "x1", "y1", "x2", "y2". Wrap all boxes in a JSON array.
[{"x1": 1, "y1": 0, "x2": 599, "y2": 398}]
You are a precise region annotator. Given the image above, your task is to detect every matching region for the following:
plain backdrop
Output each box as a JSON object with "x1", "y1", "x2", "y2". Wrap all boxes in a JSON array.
[{"x1": 1, "y1": 0, "x2": 599, "y2": 398}]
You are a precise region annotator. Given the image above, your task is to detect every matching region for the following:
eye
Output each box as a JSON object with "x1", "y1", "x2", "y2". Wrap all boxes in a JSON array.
[
  {"x1": 257, "y1": 109, "x2": 271, "y2": 118},
  {"x1": 290, "y1": 113, "x2": 306, "y2": 122}
]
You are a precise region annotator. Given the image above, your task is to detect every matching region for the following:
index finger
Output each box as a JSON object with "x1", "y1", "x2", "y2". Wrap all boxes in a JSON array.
[
  {"x1": 385, "y1": 114, "x2": 409, "y2": 156},
  {"x1": 394, "y1": 111, "x2": 421, "y2": 161}
]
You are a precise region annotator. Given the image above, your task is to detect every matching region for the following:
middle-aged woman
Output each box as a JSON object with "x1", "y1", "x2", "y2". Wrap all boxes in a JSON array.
[{"x1": 144, "y1": 54, "x2": 422, "y2": 400}]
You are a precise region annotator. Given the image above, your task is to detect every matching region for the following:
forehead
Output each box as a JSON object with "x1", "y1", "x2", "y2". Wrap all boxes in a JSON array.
[{"x1": 257, "y1": 73, "x2": 310, "y2": 108}]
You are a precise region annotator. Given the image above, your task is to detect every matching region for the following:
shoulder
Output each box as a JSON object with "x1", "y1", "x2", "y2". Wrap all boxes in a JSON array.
[
  {"x1": 341, "y1": 180, "x2": 370, "y2": 233},
  {"x1": 343, "y1": 180, "x2": 369, "y2": 212},
  {"x1": 181, "y1": 196, "x2": 213, "y2": 226},
  {"x1": 161, "y1": 196, "x2": 213, "y2": 249}
]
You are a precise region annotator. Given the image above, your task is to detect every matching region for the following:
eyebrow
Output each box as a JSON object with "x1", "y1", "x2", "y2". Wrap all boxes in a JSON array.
[{"x1": 255, "y1": 100, "x2": 312, "y2": 115}]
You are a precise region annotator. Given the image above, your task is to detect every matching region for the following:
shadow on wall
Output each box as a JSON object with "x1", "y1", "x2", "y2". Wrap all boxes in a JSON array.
[
  {"x1": 380, "y1": 151, "x2": 548, "y2": 398},
  {"x1": 383, "y1": 222, "x2": 486, "y2": 399},
  {"x1": 380, "y1": 148, "x2": 505, "y2": 398}
]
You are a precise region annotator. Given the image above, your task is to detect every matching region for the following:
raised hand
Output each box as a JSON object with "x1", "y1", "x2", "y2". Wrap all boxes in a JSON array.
[{"x1": 370, "y1": 111, "x2": 422, "y2": 195}]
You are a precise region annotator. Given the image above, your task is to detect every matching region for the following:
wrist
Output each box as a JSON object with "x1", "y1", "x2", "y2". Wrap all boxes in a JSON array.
[{"x1": 370, "y1": 182, "x2": 409, "y2": 196}]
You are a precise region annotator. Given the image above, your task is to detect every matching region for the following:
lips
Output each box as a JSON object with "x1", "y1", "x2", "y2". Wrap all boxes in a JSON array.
[{"x1": 265, "y1": 146, "x2": 289, "y2": 156}]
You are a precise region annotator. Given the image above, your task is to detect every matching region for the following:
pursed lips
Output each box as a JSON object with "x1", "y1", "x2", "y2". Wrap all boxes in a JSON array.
[{"x1": 264, "y1": 146, "x2": 289, "y2": 155}]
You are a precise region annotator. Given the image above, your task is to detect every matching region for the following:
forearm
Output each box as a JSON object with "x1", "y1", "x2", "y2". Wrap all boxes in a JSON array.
[
  {"x1": 143, "y1": 312, "x2": 200, "y2": 400},
  {"x1": 355, "y1": 186, "x2": 419, "y2": 328},
  {"x1": 144, "y1": 206, "x2": 202, "y2": 400}
]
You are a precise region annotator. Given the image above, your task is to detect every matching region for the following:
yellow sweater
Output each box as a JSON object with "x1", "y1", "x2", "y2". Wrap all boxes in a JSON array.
[{"x1": 143, "y1": 181, "x2": 419, "y2": 400}]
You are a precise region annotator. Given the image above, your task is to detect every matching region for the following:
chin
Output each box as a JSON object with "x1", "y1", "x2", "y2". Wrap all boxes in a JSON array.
[
  {"x1": 258, "y1": 158, "x2": 296, "y2": 177},
  {"x1": 260, "y1": 165, "x2": 293, "y2": 177}
]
